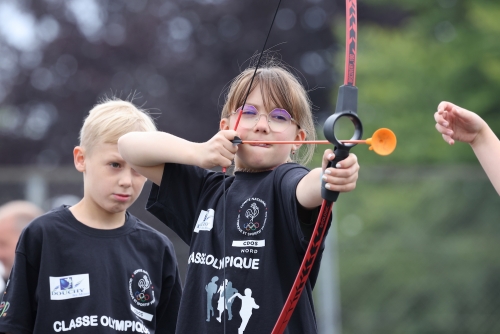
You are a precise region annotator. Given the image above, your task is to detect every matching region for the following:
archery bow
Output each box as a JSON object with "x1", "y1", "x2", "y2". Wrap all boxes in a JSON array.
[
  {"x1": 224, "y1": 0, "x2": 394, "y2": 333},
  {"x1": 271, "y1": 0, "x2": 362, "y2": 333}
]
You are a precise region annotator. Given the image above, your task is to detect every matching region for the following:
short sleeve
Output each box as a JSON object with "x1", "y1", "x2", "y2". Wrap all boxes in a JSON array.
[
  {"x1": 146, "y1": 163, "x2": 221, "y2": 245},
  {"x1": 274, "y1": 164, "x2": 331, "y2": 289},
  {"x1": 147, "y1": 163, "x2": 204, "y2": 244},
  {"x1": 274, "y1": 164, "x2": 312, "y2": 244},
  {"x1": 0, "y1": 252, "x2": 38, "y2": 334}
]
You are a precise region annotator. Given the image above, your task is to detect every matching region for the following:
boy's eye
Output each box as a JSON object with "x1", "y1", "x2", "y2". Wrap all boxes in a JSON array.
[{"x1": 110, "y1": 162, "x2": 121, "y2": 168}]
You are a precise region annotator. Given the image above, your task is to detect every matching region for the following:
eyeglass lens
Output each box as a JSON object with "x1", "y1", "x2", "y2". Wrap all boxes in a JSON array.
[{"x1": 237, "y1": 105, "x2": 292, "y2": 132}]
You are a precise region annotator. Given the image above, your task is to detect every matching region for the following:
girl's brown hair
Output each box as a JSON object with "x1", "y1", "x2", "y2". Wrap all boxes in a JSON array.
[{"x1": 221, "y1": 65, "x2": 316, "y2": 165}]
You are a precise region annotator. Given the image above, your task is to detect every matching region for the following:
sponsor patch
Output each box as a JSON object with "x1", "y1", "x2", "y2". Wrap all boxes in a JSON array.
[
  {"x1": 50, "y1": 274, "x2": 90, "y2": 300},
  {"x1": 194, "y1": 209, "x2": 214, "y2": 233}
]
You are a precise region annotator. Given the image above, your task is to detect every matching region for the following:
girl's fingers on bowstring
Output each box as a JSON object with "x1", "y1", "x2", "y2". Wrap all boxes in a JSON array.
[{"x1": 203, "y1": 130, "x2": 238, "y2": 168}]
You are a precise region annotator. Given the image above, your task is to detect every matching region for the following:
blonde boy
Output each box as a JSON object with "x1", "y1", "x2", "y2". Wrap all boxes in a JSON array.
[{"x1": 0, "y1": 99, "x2": 181, "y2": 334}]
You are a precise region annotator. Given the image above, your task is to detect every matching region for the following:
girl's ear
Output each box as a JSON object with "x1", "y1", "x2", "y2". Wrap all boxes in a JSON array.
[
  {"x1": 292, "y1": 128, "x2": 307, "y2": 151},
  {"x1": 220, "y1": 117, "x2": 231, "y2": 131},
  {"x1": 73, "y1": 146, "x2": 86, "y2": 172}
]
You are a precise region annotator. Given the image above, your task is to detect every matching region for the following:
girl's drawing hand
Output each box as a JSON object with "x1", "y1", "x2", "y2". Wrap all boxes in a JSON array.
[{"x1": 199, "y1": 130, "x2": 239, "y2": 169}]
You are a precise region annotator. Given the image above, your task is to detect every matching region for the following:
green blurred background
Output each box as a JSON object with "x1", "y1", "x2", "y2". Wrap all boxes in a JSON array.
[{"x1": 311, "y1": 1, "x2": 500, "y2": 333}]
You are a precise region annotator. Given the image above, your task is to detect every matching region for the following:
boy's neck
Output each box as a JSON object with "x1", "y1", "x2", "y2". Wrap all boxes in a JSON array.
[{"x1": 69, "y1": 199, "x2": 127, "y2": 230}]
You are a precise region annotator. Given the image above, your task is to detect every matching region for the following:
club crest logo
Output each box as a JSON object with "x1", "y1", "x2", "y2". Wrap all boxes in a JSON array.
[
  {"x1": 236, "y1": 198, "x2": 267, "y2": 236},
  {"x1": 129, "y1": 269, "x2": 156, "y2": 307}
]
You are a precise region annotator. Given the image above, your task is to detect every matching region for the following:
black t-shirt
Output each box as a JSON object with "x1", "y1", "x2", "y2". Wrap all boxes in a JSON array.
[
  {"x1": 0, "y1": 206, "x2": 182, "y2": 334},
  {"x1": 147, "y1": 163, "x2": 330, "y2": 334}
]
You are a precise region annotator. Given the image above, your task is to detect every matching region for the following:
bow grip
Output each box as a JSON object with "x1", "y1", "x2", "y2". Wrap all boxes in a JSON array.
[{"x1": 321, "y1": 147, "x2": 351, "y2": 202}]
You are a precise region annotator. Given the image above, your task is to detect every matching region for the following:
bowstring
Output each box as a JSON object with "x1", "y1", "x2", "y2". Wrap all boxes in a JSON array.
[{"x1": 222, "y1": 0, "x2": 283, "y2": 333}]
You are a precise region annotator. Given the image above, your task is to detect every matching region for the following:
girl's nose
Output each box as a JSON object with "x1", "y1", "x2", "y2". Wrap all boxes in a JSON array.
[{"x1": 253, "y1": 114, "x2": 270, "y2": 132}]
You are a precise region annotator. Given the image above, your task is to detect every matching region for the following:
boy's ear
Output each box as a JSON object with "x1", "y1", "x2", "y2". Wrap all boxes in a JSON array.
[
  {"x1": 73, "y1": 146, "x2": 86, "y2": 172},
  {"x1": 219, "y1": 118, "x2": 230, "y2": 131}
]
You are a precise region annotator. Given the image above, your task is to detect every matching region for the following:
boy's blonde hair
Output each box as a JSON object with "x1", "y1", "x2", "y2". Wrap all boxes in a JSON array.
[
  {"x1": 221, "y1": 65, "x2": 316, "y2": 165},
  {"x1": 79, "y1": 98, "x2": 156, "y2": 154}
]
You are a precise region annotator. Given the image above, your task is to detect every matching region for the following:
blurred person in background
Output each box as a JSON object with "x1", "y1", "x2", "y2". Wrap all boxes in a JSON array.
[
  {"x1": 435, "y1": 101, "x2": 500, "y2": 195},
  {"x1": 0, "y1": 200, "x2": 44, "y2": 293}
]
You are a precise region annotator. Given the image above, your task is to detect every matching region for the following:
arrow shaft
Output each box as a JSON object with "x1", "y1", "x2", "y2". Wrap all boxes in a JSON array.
[{"x1": 241, "y1": 140, "x2": 366, "y2": 145}]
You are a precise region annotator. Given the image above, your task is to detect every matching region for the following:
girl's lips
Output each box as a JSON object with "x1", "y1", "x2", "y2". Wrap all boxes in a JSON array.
[{"x1": 249, "y1": 143, "x2": 271, "y2": 148}]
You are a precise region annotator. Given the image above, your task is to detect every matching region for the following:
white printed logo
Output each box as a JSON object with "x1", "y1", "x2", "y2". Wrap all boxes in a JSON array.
[
  {"x1": 232, "y1": 240, "x2": 266, "y2": 247},
  {"x1": 50, "y1": 274, "x2": 90, "y2": 300},
  {"x1": 129, "y1": 269, "x2": 156, "y2": 309},
  {"x1": 237, "y1": 198, "x2": 267, "y2": 236},
  {"x1": 194, "y1": 209, "x2": 214, "y2": 233}
]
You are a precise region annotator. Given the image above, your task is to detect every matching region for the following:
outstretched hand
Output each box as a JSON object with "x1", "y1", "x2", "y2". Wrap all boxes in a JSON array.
[{"x1": 434, "y1": 101, "x2": 487, "y2": 145}]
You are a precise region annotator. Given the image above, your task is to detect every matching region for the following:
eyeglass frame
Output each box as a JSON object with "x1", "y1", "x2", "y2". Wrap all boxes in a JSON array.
[{"x1": 230, "y1": 104, "x2": 299, "y2": 132}]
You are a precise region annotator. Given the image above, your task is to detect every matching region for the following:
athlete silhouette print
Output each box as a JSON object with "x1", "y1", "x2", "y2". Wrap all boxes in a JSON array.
[
  {"x1": 224, "y1": 281, "x2": 238, "y2": 320},
  {"x1": 205, "y1": 276, "x2": 219, "y2": 322},
  {"x1": 216, "y1": 279, "x2": 228, "y2": 322},
  {"x1": 228, "y1": 288, "x2": 259, "y2": 334}
]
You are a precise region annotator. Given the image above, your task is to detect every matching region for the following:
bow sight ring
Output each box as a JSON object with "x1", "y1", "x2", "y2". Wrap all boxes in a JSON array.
[{"x1": 323, "y1": 84, "x2": 363, "y2": 149}]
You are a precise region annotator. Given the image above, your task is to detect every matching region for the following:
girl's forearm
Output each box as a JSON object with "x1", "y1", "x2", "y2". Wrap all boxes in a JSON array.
[
  {"x1": 296, "y1": 168, "x2": 323, "y2": 209},
  {"x1": 118, "y1": 131, "x2": 201, "y2": 167}
]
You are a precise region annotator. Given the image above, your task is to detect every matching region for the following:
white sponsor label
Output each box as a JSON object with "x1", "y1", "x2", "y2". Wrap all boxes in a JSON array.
[
  {"x1": 130, "y1": 304, "x2": 154, "y2": 321},
  {"x1": 194, "y1": 209, "x2": 214, "y2": 233},
  {"x1": 50, "y1": 274, "x2": 90, "y2": 300},
  {"x1": 232, "y1": 240, "x2": 266, "y2": 247}
]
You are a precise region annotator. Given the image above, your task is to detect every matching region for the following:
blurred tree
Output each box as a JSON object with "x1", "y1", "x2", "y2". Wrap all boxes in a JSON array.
[{"x1": 0, "y1": 0, "x2": 342, "y2": 166}]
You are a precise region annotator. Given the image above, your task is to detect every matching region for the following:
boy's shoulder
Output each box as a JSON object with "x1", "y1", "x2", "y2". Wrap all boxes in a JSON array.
[{"x1": 22, "y1": 205, "x2": 68, "y2": 233}]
